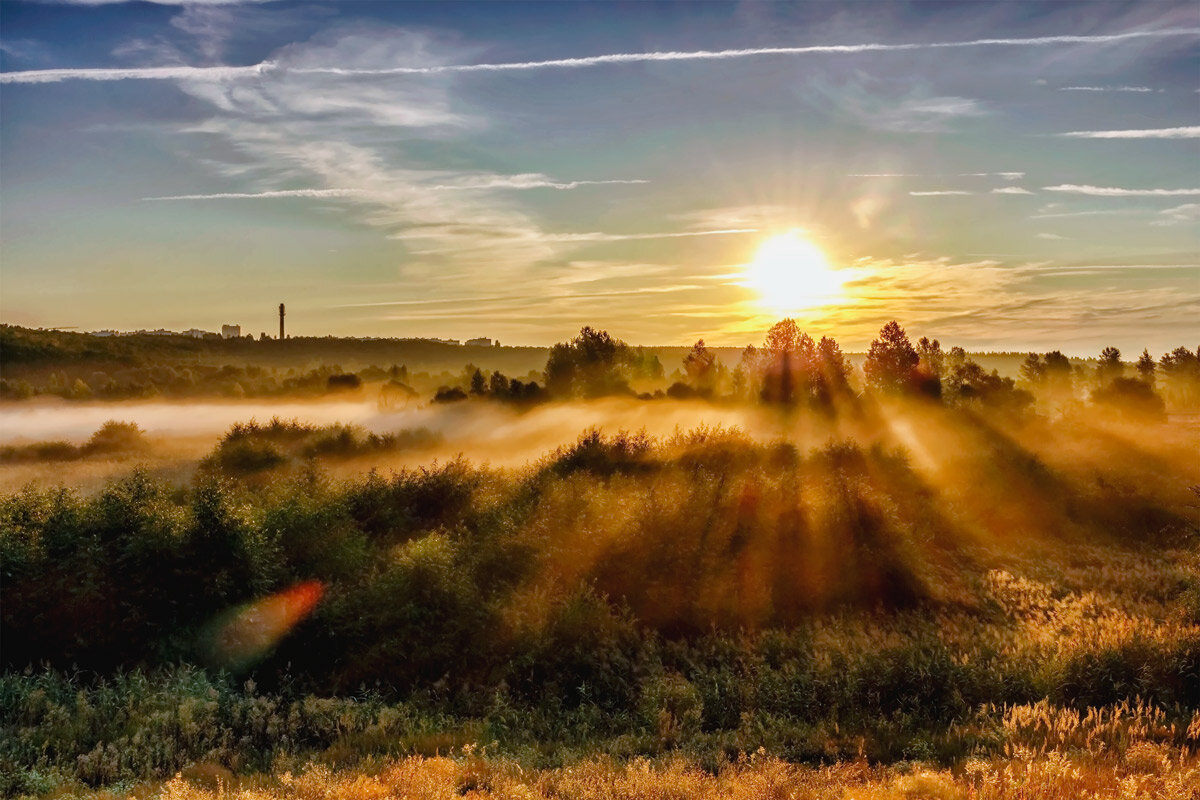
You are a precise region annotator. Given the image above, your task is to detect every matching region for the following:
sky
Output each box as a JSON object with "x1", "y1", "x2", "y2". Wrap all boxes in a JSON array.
[{"x1": 0, "y1": 0, "x2": 1197, "y2": 353}]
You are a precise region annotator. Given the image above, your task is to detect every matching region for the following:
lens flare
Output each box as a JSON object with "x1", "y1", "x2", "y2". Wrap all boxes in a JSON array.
[{"x1": 201, "y1": 580, "x2": 324, "y2": 670}]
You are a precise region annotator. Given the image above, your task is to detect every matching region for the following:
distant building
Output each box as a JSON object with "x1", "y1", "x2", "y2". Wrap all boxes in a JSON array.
[
  {"x1": 465, "y1": 337, "x2": 493, "y2": 347},
  {"x1": 431, "y1": 338, "x2": 461, "y2": 345},
  {"x1": 184, "y1": 328, "x2": 210, "y2": 338},
  {"x1": 90, "y1": 330, "x2": 119, "y2": 337},
  {"x1": 221, "y1": 324, "x2": 242, "y2": 339}
]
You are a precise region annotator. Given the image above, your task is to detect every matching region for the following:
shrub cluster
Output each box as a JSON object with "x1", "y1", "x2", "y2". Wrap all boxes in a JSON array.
[{"x1": 203, "y1": 419, "x2": 442, "y2": 473}]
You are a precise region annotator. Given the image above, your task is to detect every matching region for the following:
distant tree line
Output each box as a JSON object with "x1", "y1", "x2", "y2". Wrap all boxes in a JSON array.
[
  {"x1": 530, "y1": 320, "x2": 1195, "y2": 420},
  {"x1": 2, "y1": 321, "x2": 1196, "y2": 417}
]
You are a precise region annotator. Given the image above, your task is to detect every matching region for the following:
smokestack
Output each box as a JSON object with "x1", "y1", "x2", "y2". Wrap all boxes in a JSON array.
[{"x1": 279, "y1": 303, "x2": 285, "y2": 340}]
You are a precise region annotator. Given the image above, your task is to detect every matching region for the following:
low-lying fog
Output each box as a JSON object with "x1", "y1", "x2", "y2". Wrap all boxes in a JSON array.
[{"x1": 0, "y1": 397, "x2": 798, "y2": 464}]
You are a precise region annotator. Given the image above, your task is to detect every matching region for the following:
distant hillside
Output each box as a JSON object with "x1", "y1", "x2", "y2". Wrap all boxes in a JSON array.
[{"x1": 0, "y1": 325, "x2": 549, "y2": 377}]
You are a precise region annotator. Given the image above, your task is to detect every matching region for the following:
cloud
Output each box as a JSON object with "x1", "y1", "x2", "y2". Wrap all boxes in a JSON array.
[
  {"x1": 962, "y1": 172, "x2": 1025, "y2": 180},
  {"x1": 26, "y1": 0, "x2": 278, "y2": 5},
  {"x1": 850, "y1": 172, "x2": 1024, "y2": 179},
  {"x1": 0, "y1": 64, "x2": 270, "y2": 83},
  {"x1": 5, "y1": 27, "x2": 1199, "y2": 83},
  {"x1": 1151, "y1": 203, "x2": 1200, "y2": 226},
  {"x1": 1030, "y1": 208, "x2": 1150, "y2": 218},
  {"x1": 423, "y1": 175, "x2": 648, "y2": 191},
  {"x1": 1027, "y1": 263, "x2": 1199, "y2": 271},
  {"x1": 1036, "y1": 233, "x2": 1067, "y2": 240},
  {"x1": 1056, "y1": 126, "x2": 1200, "y2": 138},
  {"x1": 670, "y1": 204, "x2": 797, "y2": 232},
  {"x1": 389, "y1": 228, "x2": 759, "y2": 243},
  {"x1": 992, "y1": 187, "x2": 1035, "y2": 195},
  {"x1": 144, "y1": 176, "x2": 648, "y2": 201},
  {"x1": 909, "y1": 190, "x2": 973, "y2": 196},
  {"x1": 145, "y1": 188, "x2": 368, "y2": 201},
  {"x1": 1058, "y1": 85, "x2": 1158, "y2": 92},
  {"x1": 833, "y1": 90, "x2": 987, "y2": 133},
  {"x1": 1043, "y1": 185, "x2": 1200, "y2": 196}
]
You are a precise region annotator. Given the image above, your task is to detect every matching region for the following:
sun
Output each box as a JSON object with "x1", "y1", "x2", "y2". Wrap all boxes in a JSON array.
[{"x1": 745, "y1": 230, "x2": 844, "y2": 314}]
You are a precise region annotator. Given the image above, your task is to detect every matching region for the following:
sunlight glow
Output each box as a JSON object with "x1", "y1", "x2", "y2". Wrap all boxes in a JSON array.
[{"x1": 745, "y1": 231, "x2": 845, "y2": 314}]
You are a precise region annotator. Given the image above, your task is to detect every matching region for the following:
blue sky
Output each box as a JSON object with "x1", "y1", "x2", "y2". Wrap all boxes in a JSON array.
[{"x1": 1, "y1": 0, "x2": 1197, "y2": 352}]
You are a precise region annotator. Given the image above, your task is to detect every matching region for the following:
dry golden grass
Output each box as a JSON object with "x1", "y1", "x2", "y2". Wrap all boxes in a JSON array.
[{"x1": 129, "y1": 744, "x2": 1200, "y2": 800}]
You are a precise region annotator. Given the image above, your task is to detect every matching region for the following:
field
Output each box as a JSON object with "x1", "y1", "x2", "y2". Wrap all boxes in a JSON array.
[{"x1": 2, "y1": 326, "x2": 1199, "y2": 799}]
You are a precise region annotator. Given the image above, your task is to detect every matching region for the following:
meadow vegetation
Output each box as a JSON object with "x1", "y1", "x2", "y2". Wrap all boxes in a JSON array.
[{"x1": 1, "y1": 320, "x2": 1198, "y2": 797}]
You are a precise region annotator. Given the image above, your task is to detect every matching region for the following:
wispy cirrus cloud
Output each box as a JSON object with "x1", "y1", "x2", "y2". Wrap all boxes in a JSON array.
[
  {"x1": 28, "y1": 0, "x2": 278, "y2": 4},
  {"x1": 146, "y1": 188, "x2": 367, "y2": 201},
  {"x1": 1058, "y1": 85, "x2": 1159, "y2": 92},
  {"x1": 992, "y1": 187, "x2": 1035, "y2": 195},
  {"x1": 389, "y1": 228, "x2": 759, "y2": 243},
  {"x1": 5, "y1": 27, "x2": 1199, "y2": 83},
  {"x1": 144, "y1": 176, "x2": 647, "y2": 201},
  {"x1": 1030, "y1": 207, "x2": 1150, "y2": 219},
  {"x1": 850, "y1": 172, "x2": 1024, "y2": 179},
  {"x1": 1056, "y1": 126, "x2": 1200, "y2": 138},
  {"x1": 909, "y1": 190, "x2": 973, "y2": 196},
  {"x1": 1043, "y1": 185, "x2": 1200, "y2": 196},
  {"x1": 1151, "y1": 203, "x2": 1200, "y2": 225}
]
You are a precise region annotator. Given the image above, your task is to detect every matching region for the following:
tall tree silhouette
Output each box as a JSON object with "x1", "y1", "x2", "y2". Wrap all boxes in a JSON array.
[{"x1": 863, "y1": 321, "x2": 919, "y2": 394}]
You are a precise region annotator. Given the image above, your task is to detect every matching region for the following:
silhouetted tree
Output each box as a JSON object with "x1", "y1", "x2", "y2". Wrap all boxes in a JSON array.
[
  {"x1": 1096, "y1": 346, "x2": 1123, "y2": 386},
  {"x1": 1019, "y1": 353, "x2": 1046, "y2": 385},
  {"x1": 1092, "y1": 376, "x2": 1165, "y2": 421},
  {"x1": 683, "y1": 339, "x2": 718, "y2": 394},
  {"x1": 544, "y1": 326, "x2": 633, "y2": 398},
  {"x1": 629, "y1": 347, "x2": 665, "y2": 381},
  {"x1": 863, "y1": 321, "x2": 920, "y2": 394},
  {"x1": 1136, "y1": 349, "x2": 1156, "y2": 386},
  {"x1": 326, "y1": 374, "x2": 362, "y2": 392},
  {"x1": 1160, "y1": 346, "x2": 1200, "y2": 409},
  {"x1": 732, "y1": 345, "x2": 761, "y2": 399},
  {"x1": 1043, "y1": 351, "x2": 1072, "y2": 377},
  {"x1": 916, "y1": 337, "x2": 944, "y2": 378},
  {"x1": 469, "y1": 368, "x2": 486, "y2": 396},
  {"x1": 945, "y1": 359, "x2": 1033, "y2": 414},
  {"x1": 433, "y1": 386, "x2": 468, "y2": 403},
  {"x1": 816, "y1": 336, "x2": 851, "y2": 390},
  {"x1": 761, "y1": 319, "x2": 816, "y2": 404},
  {"x1": 488, "y1": 371, "x2": 510, "y2": 397}
]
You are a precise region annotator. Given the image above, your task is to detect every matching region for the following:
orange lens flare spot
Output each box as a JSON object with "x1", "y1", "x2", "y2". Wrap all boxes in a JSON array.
[{"x1": 203, "y1": 580, "x2": 325, "y2": 669}]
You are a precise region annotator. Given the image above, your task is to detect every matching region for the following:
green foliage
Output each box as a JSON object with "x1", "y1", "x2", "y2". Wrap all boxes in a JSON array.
[
  {"x1": 203, "y1": 419, "x2": 441, "y2": 474},
  {"x1": 545, "y1": 327, "x2": 635, "y2": 398}
]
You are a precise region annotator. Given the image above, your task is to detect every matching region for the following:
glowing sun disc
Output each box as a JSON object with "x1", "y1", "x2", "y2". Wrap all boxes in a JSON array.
[{"x1": 746, "y1": 231, "x2": 843, "y2": 312}]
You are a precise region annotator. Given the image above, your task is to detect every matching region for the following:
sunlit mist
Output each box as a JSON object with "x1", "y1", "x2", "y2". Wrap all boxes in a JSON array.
[{"x1": 745, "y1": 231, "x2": 845, "y2": 315}]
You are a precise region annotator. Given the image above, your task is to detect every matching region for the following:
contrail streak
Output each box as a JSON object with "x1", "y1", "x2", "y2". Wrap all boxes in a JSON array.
[
  {"x1": 1043, "y1": 185, "x2": 1200, "y2": 196},
  {"x1": 144, "y1": 178, "x2": 647, "y2": 200},
  {"x1": 3, "y1": 28, "x2": 1197, "y2": 83},
  {"x1": 144, "y1": 189, "x2": 368, "y2": 201},
  {"x1": 1056, "y1": 126, "x2": 1200, "y2": 139}
]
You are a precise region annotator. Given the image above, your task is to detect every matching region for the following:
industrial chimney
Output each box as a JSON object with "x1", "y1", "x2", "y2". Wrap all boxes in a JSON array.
[{"x1": 279, "y1": 303, "x2": 285, "y2": 340}]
